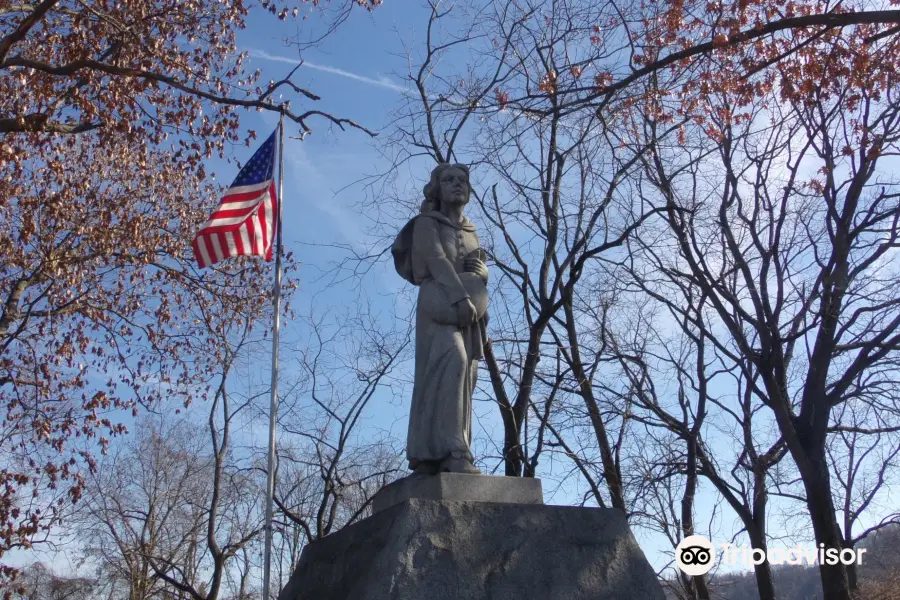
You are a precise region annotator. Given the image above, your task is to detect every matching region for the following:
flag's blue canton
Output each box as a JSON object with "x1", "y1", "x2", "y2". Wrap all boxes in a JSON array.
[{"x1": 232, "y1": 131, "x2": 277, "y2": 187}]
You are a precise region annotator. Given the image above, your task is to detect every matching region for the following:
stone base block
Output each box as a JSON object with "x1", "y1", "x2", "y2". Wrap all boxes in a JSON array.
[
  {"x1": 371, "y1": 473, "x2": 543, "y2": 514},
  {"x1": 278, "y1": 498, "x2": 665, "y2": 600}
]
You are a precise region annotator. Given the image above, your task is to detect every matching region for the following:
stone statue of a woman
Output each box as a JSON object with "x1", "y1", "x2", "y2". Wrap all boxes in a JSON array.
[{"x1": 391, "y1": 163, "x2": 489, "y2": 475}]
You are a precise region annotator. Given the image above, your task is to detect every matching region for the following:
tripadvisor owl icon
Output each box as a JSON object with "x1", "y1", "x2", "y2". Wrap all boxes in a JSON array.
[{"x1": 676, "y1": 535, "x2": 716, "y2": 576}]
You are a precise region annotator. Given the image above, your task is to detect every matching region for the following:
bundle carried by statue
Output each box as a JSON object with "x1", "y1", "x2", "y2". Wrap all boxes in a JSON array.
[{"x1": 418, "y1": 248, "x2": 488, "y2": 326}]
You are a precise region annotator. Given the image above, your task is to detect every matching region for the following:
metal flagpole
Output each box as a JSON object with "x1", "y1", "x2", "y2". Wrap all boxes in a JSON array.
[{"x1": 262, "y1": 111, "x2": 286, "y2": 600}]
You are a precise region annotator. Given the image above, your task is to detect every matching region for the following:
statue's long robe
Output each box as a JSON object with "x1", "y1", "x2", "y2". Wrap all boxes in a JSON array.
[{"x1": 402, "y1": 211, "x2": 486, "y2": 469}]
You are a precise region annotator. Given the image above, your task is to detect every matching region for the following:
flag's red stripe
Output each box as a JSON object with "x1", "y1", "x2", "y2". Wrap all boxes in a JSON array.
[
  {"x1": 246, "y1": 216, "x2": 256, "y2": 256},
  {"x1": 266, "y1": 182, "x2": 277, "y2": 261},
  {"x1": 219, "y1": 232, "x2": 230, "y2": 260},
  {"x1": 192, "y1": 237, "x2": 206, "y2": 268},
  {"x1": 207, "y1": 205, "x2": 260, "y2": 222},
  {"x1": 233, "y1": 224, "x2": 244, "y2": 255},
  {"x1": 220, "y1": 183, "x2": 274, "y2": 204},
  {"x1": 257, "y1": 200, "x2": 268, "y2": 254}
]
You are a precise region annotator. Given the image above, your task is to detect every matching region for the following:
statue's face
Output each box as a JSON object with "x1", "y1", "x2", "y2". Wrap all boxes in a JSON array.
[{"x1": 439, "y1": 167, "x2": 469, "y2": 207}]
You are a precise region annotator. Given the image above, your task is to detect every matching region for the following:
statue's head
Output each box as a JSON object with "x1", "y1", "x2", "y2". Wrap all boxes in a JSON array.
[{"x1": 421, "y1": 163, "x2": 471, "y2": 213}]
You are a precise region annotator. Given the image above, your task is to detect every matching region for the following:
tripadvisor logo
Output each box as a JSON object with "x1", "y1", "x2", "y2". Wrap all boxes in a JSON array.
[
  {"x1": 675, "y1": 535, "x2": 867, "y2": 576},
  {"x1": 676, "y1": 535, "x2": 717, "y2": 576}
]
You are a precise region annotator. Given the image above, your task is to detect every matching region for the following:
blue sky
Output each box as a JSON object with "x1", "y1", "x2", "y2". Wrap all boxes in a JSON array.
[
  {"x1": 239, "y1": 6, "x2": 415, "y2": 246},
  {"x1": 232, "y1": 2, "x2": 423, "y2": 473}
]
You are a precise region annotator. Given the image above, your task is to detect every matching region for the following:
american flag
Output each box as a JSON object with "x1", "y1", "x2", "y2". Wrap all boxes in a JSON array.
[{"x1": 192, "y1": 129, "x2": 278, "y2": 268}]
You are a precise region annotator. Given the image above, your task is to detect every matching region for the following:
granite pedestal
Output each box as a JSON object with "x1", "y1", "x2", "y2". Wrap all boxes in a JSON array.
[
  {"x1": 278, "y1": 474, "x2": 664, "y2": 600},
  {"x1": 371, "y1": 472, "x2": 543, "y2": 514}
]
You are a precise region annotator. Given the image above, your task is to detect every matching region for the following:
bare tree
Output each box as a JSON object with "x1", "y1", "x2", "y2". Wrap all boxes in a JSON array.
[
  {"x1": 79, "y1": 418, "x2": 212, "y2": 600},
  {"x1": 269, "y1": 305, "x2": 410, "y2": 592},
  {"x1": 78, "y1": 312, "x2": 267, "y2": 600},
  {"x1": 11, "y1": 563, "x2": 96, "y2": 600},
  {"x1": 635, "y1": 35, "x2": 900, "y2": 599},
  {"x1": 826, "y1": 401, "x2": 900, "y2": 590},
  {"x1": 358, "y1": 5, "x2": 899, "y2": 600},
  {"x1": 605, "y1": 257, "x2": 789, "y2": 600}
]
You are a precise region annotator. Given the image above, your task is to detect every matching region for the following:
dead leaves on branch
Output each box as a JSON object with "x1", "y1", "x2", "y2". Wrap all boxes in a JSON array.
[
  {"x1": 488, "y1": 0, "x2": 899, "y2": 142},
  {"x1": 0, "y1": 0, "x2": 378, "y2": 138}
]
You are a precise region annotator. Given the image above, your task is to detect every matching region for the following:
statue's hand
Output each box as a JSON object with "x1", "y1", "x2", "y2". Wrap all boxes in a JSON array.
[
  {"x1": 455, "y1": 298, "x2": 478, "y2": 326},
  {"x1": 464, "y1": 258, "x2": 489, "y2": 283}
]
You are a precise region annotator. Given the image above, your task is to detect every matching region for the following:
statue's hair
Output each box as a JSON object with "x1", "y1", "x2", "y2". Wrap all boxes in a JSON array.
[{"x1": 420, "y1": 163, "x2": 471, "y2": 213}]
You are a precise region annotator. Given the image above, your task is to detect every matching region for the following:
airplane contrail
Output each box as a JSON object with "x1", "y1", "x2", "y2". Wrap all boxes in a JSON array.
[{"x1": 247, "y1": 48, "x2": 410, "y2": 95}]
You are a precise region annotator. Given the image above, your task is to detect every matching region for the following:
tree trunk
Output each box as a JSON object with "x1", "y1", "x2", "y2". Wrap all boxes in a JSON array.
[
  {"x1": 562, "y1": 298, "x2": 626, "y2": 511},
  {"x1": 483, "y1": 328, "x2": 538, "y2": 477},
  {"x1": 501, "y1": 411, "x2": 525, "y2": 476},
  {"x1": 682, "y1": 440, "x2": 710, "y2": 600},
  {"x1": 767, "y1": 375, "x2": 850, "y2": 600},
  {"x1": 846, "y1": 543, "x2": 858, "y2": 591},
  {"x1": 747, "y1": 529, "x2": 777, "y2": 600},
  {"x1": 802, "y1": 446, "x2": 852, "y2": 600}
]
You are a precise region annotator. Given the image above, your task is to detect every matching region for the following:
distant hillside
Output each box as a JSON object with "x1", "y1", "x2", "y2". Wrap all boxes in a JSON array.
[{"x1": 710, "y1": 565, "x2": 823, "y2": 600}]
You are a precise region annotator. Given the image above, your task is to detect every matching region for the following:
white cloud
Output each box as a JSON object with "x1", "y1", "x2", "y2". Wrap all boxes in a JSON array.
[{"x1": 247, "y1": 48, "x2": 410, "y2": 95}]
